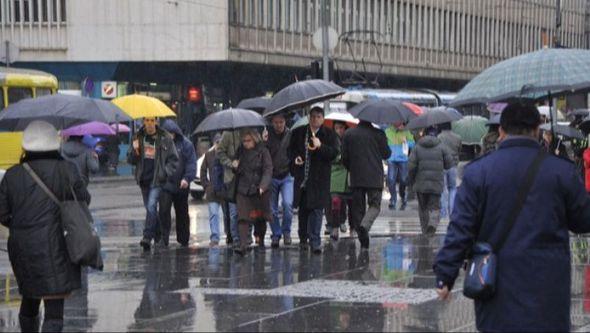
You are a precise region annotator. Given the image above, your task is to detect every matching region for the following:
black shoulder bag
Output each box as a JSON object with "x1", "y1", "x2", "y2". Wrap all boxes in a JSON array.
[
  {"x1": 463, "y1": 149, "x2": 546, "y2": 300},
  {"x1": 23, "y1": 163, "x2": 104, "y2": 271}
]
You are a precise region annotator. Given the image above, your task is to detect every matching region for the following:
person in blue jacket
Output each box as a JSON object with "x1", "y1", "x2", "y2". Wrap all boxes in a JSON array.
[
  {"x1": 159, "y1": 120, "x2": 197, "y2": 247},
  {"x1": 434, "y1": 103, "x2": 590, "y2": 332}
]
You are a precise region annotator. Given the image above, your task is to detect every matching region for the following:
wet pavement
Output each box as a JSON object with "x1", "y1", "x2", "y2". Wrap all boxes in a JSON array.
[{"x1": 1, "y1": 178, "x2": 590, "y2": 332}]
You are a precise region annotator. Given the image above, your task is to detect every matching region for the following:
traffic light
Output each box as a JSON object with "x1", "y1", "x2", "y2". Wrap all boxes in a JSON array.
[{"x1": 310, "y1": 60, "x2": 335, "y2": 80}]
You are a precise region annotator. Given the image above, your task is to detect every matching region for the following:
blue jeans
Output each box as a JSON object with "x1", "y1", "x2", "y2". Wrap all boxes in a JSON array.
[
  {"x1": 208, "y1": 201, "x2": 222, "y2": 242},
  {"x1": 441, "y1": 167, "x2": 458, "y2": 218},
  {"x1": 228, "y1": 202, "x2": 239, "y2": 242},
  {"x1": 387, "y1": 161, "x2": 408, "y2": 205},
  {"x1": 299, "y1": 206, "x2": 324, "y2": 249},
  {"x1": 270, "y1": 175, "x2": 294, "y2": 240},
  {"x1": 140, "y1": 185, "x2": 161, "y2": 240}
]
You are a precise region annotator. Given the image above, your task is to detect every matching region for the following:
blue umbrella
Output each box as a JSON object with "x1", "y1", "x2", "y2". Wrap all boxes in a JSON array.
[{"x1": 451, "y1": 48, "x2": 590, "y2": 107}]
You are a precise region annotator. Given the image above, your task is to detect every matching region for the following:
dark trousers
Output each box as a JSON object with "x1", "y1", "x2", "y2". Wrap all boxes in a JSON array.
[
  {"x1": 417, "y1": 192, "x2": 441, "y2": 234},
  {"x1": 298, "y1": 191, "x2": 324, "y2": 249},
  {"x1": 158, "y1": 190, "x2": 190, "y2": 245},
  {"x1": 20, "y1": 297, "x2": 64, "y2": 332},
  {"x1": 221, "y1": 201, "x2": 232, "y2": 239},
  {"x1": 350, "y1": 188, "x2": 383, "y2": 232}
]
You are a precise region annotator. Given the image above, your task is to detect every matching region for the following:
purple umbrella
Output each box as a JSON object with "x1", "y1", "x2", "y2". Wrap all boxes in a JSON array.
[
  {"x1": 110, "y1": 123, "x2": 131, "y2": 133},
  {"x1": 487, "y1": 103, "x2": 508, "y2": 114},
  {"x1": 61, "y1": 121, "x2": 116, "y2": 137}
]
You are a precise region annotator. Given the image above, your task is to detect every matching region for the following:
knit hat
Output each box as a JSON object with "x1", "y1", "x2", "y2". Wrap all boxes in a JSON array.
[{"x1": 22, "y1": 120, "x2": 61, "y2": 152}]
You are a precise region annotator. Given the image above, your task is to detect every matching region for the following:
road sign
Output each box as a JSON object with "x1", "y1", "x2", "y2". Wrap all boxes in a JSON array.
[
  {"x1": 101, "y1": 81, "x2": 117, "y2": 99},
  {"x1": 312, "y1": 27, "x2": 339, "y2": 52},
  {"x1": 0, "y1": 41, "x2": 19, "y2": 65}
]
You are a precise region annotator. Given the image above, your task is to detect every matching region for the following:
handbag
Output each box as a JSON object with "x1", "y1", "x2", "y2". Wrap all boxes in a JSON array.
[
  {"x1": 23, "y1": 163, "x2": 104, "y2": 270},
  {"x1": 463, "y1": 149, "x2": 546, "y2": 300}
]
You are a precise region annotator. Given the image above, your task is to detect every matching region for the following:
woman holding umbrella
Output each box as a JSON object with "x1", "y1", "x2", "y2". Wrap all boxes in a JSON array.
[{"x1": 233, "y1": 128, "x2": 273, "y2": 255}]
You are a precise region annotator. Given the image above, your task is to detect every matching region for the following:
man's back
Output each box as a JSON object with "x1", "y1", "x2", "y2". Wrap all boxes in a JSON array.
[
  {"x1": 342, "y1": 123, "x2": 390, "y2": 189},
  {"x1": 435, "y1": 137, "x2": 590, "y2": 332}
]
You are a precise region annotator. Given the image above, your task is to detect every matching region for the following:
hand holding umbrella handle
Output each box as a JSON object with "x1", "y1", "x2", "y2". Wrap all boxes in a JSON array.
[{"x1": 307, "y1": 127, "x2": 319, "y2": 151}]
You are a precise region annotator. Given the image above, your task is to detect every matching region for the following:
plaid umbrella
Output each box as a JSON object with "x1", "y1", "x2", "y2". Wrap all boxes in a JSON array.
[{"x1": 451, "y1": 48, "x2": 590, "y2": 107}]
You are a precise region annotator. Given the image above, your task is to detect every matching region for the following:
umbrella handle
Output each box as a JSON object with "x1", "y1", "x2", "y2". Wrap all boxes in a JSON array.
[{"x1": 308, "y1": 125, "x2": 318, "y2": 151}]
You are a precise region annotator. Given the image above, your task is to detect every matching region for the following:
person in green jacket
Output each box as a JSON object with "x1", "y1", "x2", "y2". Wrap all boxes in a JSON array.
[{"x1": 328, "y1": 121, "x2": 353, "y2": 240}]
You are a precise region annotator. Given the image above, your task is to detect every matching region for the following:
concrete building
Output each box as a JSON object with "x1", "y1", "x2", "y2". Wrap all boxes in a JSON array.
[{"x1": 0, "y1": 0, "x2": 588, "y2": 129}]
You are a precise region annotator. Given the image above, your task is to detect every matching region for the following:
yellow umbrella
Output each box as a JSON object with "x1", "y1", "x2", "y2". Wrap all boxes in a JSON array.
[{"x1": 112, "y1": 94, "x2": 176, "y2": 119}]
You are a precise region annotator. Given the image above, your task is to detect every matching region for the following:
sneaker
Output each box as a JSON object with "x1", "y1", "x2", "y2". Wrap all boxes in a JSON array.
[
  {"x1": 388, "y1": 203, "x2": 396, "y2": 210},
  {"x1": 140, "y1": 238, "x2": 151, "y2": 252},
  {"x1": 324, "y1": 226, "x2": 332, "y2": 236},
  {"x1": 179, "y1": 242, "x2": 189, "y2": 248},
  {"x1": 426, "y1": 226, "x2": 437, "y2": 236},
  {"x1": 400, "y1": 202, "x2": 407, "y2": 211},
  {"x1": 284, "y1": 235, "x2": 292, "y2": 245},
  {"x1": 226, "y1": 235, "x2": 233, "y2": 245},
  {"x1": 357, "y1": 226, "x2": 370, "y2": 249},
  {"x1": 339, "y1": 224, "x2": 347, "y2": 233},
  {"x1": 271, "y1": 238, "x2": 280, "y2": 249},
  {"x1": 312, "y1": 247, "x2": 322, "y2": 255},
  {"x1": 299, "y1": 240, "x2": 309, "y2": 251}
]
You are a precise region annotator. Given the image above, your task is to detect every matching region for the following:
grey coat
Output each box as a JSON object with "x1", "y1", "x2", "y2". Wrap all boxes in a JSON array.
[
  {"x1": 61, "y1": 140, "x2": 99, "y2": 186},
  {"x1": 408, "y1": 136, "x2": 454, "y2": 194},
  {"x1": 438, "y1": 130, "x2": 462, "y2": 165}
]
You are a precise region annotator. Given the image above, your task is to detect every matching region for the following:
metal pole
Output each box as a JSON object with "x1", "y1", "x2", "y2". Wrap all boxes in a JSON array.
[
  {"x1": 555, "y1": 0, "x2": 562, "y2": 47},
  {"x1": 321, "y1": 0, "x2": 329, "y2": 81},
  {"x1": 5, "y1": 40, "x2": 9, "y2": 68}
]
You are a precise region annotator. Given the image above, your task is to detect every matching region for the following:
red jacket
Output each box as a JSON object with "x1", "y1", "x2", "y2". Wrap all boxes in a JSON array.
[{"x1": 583, "y1": 148, "x2": 590, "y2": 192}]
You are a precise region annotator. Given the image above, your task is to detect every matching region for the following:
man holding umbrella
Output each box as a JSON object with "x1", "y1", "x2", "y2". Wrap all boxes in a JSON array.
[
  {"x1": 127, "y1": 117, "x2": 179, "y2": 251},
  {"x1": 288, "y1": 107, "x2": 339, "y2": 254}
]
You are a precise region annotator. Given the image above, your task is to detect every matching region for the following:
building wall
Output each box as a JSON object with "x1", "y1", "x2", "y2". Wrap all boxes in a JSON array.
[{"x1": 0, "y1": 0, "x2": 229, "y2": 61}]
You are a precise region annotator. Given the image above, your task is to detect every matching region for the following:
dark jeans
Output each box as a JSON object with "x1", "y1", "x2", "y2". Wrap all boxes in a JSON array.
[
  {"x1": 140, "y1": 185, "x2": 161, "y2": 240},
  {"x1": 221, "y1": 201, "x2": 232, "y2": 239},
  {"x1": 417, "y1": 192, "x2": 441, "y2": 234},
  {"x1": 158, "y1": 190, "x2": 190, "y2": 245},
  {"x1": 20, "y1": 297, "x2": 64, "y2": 331},
  {"x1": 298, "y1": 191, "x2": 324, "y2": 249},
  {"x1": 351, "y1": 188, "x2": 383, "y2": 232}
]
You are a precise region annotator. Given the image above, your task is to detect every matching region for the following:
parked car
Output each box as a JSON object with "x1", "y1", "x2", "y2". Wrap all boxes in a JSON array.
[{"x1": 190, "y1": 154, "x2": 205, "y2": 200}]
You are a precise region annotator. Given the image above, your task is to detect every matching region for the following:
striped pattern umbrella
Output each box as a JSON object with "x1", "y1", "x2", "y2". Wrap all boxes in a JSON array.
[{"x1": 451, "y1": 48, "x2": 590, "y2": 107}]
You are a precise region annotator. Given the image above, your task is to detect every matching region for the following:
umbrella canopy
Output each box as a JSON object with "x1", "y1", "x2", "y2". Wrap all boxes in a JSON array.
[
  {"x1": 348, "y1": 99, "x2": 417, "y2": 124},
  {"x1": 452, "y1": 116, "x2": 488, "y2": 145},
  {"x1": 112, "y1": 94, "x2": 177, "y2": 119},
  {"x1": 567, "y1": 109, "x2": 590, "y2": 120},
  {"x1": 406, "y1": 107, "x2": 463, "y2": 130},
  {"x1": 540, "y1": 123, "x2": 584, "y2": 140},
  {"x1": 236, "y1": 96, "x2": 271, "y2": 113},
  {"x1": 487, "y1": 103, "x2": 508, "y2": 114},
  {"x1": 486, "y1": 114, "x2": 501, "y2": 126},
  {"x1": 452, "y1": 48, "x2": 590, "y2": 107},
  {"x1": 403, "y1": 102, "x2": 424, "y2": 116},
  {"x1": 0, "y1": 94, "x2": 131, "y2": 131},
  {"x1": 291, "y1": 111, "x2": 359, "y2": 130},
  {"x1": 61, "y1": 121, "x2": 116, "y2": 137},
  {"x1": 264, "y1": 80, "x2": 346, "y2": 117},
  {"x1": 193, "y1": 108, "x2": 266, "y2": 135},
  {"x1": 110, "y1": 123, "x2": 131, "y2": 133}
]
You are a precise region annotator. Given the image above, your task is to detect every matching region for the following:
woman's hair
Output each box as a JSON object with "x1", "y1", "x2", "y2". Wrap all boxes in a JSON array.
[{"x1": 240, "y1": 128, "x2": 262, "y2": 144}]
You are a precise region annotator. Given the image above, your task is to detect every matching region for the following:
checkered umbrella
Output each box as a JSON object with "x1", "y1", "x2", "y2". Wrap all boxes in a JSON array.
[{"x1": 451, "y1": 48, "x2": 590, "y2": 107}]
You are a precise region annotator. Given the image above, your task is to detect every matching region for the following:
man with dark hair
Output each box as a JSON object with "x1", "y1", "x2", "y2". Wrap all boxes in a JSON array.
[
  {"x1": 288, "y1": 107, "x2": 339, "y2": 254},
  {"x1": 435, "y1": 103, "x2": 590, "y2": 332}
]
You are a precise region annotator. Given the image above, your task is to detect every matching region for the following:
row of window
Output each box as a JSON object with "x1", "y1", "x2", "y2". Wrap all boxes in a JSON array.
[
  {"x1": 0, "y1": 0, "x2": 66, "y2": 24},
  {"x1": 0, "y1": 87, "x2": 50, "y2": 108}
]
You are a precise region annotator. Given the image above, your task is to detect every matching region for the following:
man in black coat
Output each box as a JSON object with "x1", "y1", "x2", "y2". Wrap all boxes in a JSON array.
[
  {"x1": 342, "y1": 120, "x2": 391, "y2": 249},
  {"x1": 288, "y1": 107, "x2": 339, "y2": 254}
]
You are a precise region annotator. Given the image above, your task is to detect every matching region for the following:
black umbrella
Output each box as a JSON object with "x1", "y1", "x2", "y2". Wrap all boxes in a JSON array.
[
  {"x1": 406, "y1": 107, "x2": 463, "y2": 130},
  {"x1": 263, "y1": 80, "x2": 345, "y2": 117},
  {"x1": 0, "y1": 94, "x2": 131, "y2": 131},
  {"x1": 347, "y1": 99, "x2": 417, "y2": 124},
  {"x1": 193, "y1": 108, "x2": 266, "y2": 135},
  {"x1": 567, "y1": 109, "x2": 590, "y2": 120},
  {"x1": 236, "y1": 96, "x2": 271, "y2": 113},
  {"x1": 541, "y1": 123, "x2": 584, "y2": 140}
]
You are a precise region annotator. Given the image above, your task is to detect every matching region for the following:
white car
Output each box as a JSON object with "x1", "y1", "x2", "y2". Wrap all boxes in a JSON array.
[{"x1": 190, "y1": 154, "x2": 205, "y2": 200}]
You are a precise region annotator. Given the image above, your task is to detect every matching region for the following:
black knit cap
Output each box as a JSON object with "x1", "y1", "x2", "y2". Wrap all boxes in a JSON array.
[{"x1": 500, "y1": 102, "x2": 541, "y2": 134}]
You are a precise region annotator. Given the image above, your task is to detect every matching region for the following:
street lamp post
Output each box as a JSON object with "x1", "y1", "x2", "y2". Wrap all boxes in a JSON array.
[{"x1": 321, "y1": 0, "x2": 330, "y2": 81}]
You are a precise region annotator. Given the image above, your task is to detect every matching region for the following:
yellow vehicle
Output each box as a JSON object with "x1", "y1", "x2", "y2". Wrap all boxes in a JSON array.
[{"x1": 0, "y1": 67, "x2": 58, "y2": 169}]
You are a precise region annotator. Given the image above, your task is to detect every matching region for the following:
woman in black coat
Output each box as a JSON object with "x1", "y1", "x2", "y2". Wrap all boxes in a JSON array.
[
  {"x1": 0, "y1": 121, "x2": 90, "y2": 332},
  {"x1": 234, "y1": 128, "x2": 273, "y2": 255}
]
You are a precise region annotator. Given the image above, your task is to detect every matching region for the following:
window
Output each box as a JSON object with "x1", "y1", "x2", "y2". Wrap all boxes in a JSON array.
[
  {"x1": 8, "y1": 87, "x2": 32, "y2": 104},
  {"x1": 35, "y1": 88, "x2": 51, "y2": 97},
  {"x1": 2, "y1": 0, "x2": 66, "y2": 24}
]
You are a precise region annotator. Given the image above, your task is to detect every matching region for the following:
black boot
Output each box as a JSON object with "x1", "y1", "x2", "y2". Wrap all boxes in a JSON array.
[
  {"x1": 41, "y1": 318, "x2": 63, "y2": 333},
  {"x1": 19, "y1": 314, "x2": 39, "y2": 333}
]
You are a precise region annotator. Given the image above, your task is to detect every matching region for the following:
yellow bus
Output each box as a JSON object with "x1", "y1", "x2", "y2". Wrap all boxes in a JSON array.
[{"x1": 0, "y1": 67, "x2": 58, "y2": 169}]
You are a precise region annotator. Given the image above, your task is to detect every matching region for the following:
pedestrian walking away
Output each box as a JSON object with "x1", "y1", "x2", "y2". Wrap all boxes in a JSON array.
[
  {"x1": 437, "y1": 122, "x2": 462, "y2": 218},
  {"x1": 127, "y1": 117, "x2": 179, "y2": 251},
  {"x1": 342, "y1": 120, "x2": 391, "y2": 249},
  {"x1": 201, "y1": 133, "x2": 225, "y2": 246},
  {"x1": 408, "y1": 126, "x2": 453, "y2": 236},
  {"x1": 267, "y1": 114, "x2": 294, "y2": 248},
  {"x1": 159, "y1": 120, "x2": 196, "y2": 248},
  {"x1": 234, "y1": 129, "x2": 273, "y2": 255},
  {"x1": 328, "y1": 121, "x2": 354, "y2": 241},
  {"x1": 434, "y1": 103, "x2": 590, "y2": 332},
  {"x1": 289, "y1": 107, "x2": 339, "y2": 254},
  {"x1": 385, "y1": 122, "x2": 414, "y2": 210},
  {"x1": 0, "y1": 121, "x2": 91, "y2": 333},
  {"x1": 61, "y1": 135, "x2": 99, "y2": 187}
]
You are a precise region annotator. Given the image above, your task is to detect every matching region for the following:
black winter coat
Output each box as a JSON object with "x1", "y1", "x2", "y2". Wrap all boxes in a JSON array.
[
  {"x1": 0, "y1": 153, "x2": 90, "y2": 298},
  {"x1": 127, "y1": 126, "x2": 179, "y2": 187},
  {"x1": 288, "y1": 125, "x2": 339, "y2": 209},
  {"x1": 342, "y1": 122, "x2": 391, "y2": 189}
]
